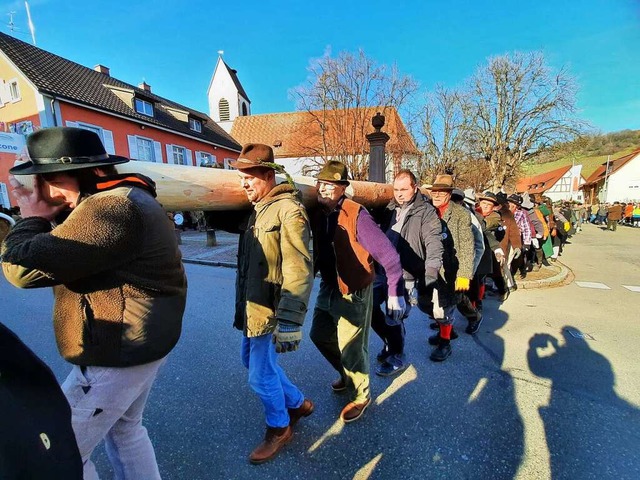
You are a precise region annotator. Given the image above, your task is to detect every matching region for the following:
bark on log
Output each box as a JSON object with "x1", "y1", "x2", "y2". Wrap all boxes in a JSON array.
[{"x1": 117, "y1": 162, "x2": 392, "y2": 211}]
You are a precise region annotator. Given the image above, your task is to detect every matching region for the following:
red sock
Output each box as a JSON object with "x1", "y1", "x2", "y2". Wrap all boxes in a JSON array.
[
  {"x1": 479, "y1": 284, "x2": 486, "y2": 301},
  {"x1": 440, "y1": 324, "x2": 452, "y2": 340}
]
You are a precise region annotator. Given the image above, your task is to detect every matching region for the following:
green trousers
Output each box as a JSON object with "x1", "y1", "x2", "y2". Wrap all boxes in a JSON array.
[{"x1": 310, "y1": 281, "x2": 373, "y2": 403}]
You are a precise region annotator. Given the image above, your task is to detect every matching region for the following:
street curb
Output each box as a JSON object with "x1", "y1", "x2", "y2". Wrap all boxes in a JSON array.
[
  {"x1": 182, "y1": 258, "x2": 236, "y2": 268},
  {"x1": 519, "y1": 261, "x2": 574, "y2": 289}
]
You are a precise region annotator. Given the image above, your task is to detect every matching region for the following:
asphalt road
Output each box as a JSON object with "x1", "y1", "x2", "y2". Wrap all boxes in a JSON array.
[{"x1": 1, "y1": 222, "x2": 639, "y2": 479}]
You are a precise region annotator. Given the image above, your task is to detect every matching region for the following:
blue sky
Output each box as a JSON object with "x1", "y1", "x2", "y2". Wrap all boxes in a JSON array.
[{"x1": 2, "y1": 0, "x2": 639, "y2": 133}]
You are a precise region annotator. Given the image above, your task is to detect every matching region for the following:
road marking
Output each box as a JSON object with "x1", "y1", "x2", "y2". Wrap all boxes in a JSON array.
[
  {"x1": 467, "y1": 377, "x2": 487, "y2": 403},
  {"x1": 575, "y1": 281, "x2": 611, "y2": 290},
  {"x1": 622, "y1": 285, "x2": 640, "y2": 293}
]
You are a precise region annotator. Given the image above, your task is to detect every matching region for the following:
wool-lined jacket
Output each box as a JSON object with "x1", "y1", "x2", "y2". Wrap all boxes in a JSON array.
[
  {"x1": 1, "y1": 176, "x2": 186, "y2": 367},
  {"x1": 234, "y1": 184, "x2": 313, "y2": 337}
]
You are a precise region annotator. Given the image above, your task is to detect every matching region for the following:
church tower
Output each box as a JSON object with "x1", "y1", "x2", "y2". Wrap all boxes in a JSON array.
[{"x1": 207, "y1": 51, "x2": 251, "y2": 134}]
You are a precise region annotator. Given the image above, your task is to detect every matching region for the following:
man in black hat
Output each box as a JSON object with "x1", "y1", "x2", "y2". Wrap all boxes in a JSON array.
[
  {"x1": 507, "y1": 194, "x2": 532, "y2": 279},
  {"x1": 228, "y1": 143, "x2": 314, "y2": 464},
  {"x1": 1, "y1": 127, "x2": 186, "y2": 479},
  {"x1": 310, "y1": 160, "x2": 404, "y2": 422}
]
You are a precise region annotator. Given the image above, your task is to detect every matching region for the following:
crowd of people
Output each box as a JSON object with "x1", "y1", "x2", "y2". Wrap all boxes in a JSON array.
[
  {"x1": 588, "y1": 201, "x2": 640, "y2": 230},
  {"x1": 0, "y1": 127, "x2": 626, "y2": 476}
]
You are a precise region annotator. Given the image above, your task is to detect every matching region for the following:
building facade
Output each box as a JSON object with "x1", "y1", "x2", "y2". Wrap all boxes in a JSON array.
[{"x1": 0, "y1": 32, "x2": 241, "y2": 207}]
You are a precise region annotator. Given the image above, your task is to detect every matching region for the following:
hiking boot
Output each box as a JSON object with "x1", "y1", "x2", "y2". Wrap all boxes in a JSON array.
[
  {"x1": 430, "y1": 341, "x2": 452, "y2": 362},
  {"x1": 465, "y1": 315, "x2": 483, "y2": 335},
  {"x1": 375, "y1": 355, "x2": 409, "y2": 377},
  {"x1": 331, "y1": 377, "x2": 347, "y2": 393},
  {"x1": 428, "y1": 328, "x2": 458, "y2": 345},
  {"x1": 340, "y1": 398, "x2": 371, "y2": 423},
  {"x1": 248, "y1": 426, "x2": 293, "y2": 465},
  {"x1": 288, "y1": 399, "x2": 314, "y2": 428}
]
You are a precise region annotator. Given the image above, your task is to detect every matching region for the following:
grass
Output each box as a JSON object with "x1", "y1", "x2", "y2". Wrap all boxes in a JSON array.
[{"x1": 521, "y1": 146, "x2": 640, "y2": 179}]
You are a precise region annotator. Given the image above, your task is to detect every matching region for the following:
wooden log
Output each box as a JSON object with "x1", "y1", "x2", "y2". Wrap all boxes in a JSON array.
[{"x1": 117, "y1": 162, "x2": 392, "y2": 211}]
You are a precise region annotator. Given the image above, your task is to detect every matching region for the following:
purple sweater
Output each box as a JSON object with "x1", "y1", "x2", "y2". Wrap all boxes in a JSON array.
[{"x1": 356, "y1": 209, "x2": 403, "y2": 297}]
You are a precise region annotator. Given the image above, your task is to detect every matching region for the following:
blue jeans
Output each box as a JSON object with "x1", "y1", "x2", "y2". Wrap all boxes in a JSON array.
[
  {"x1": 61, "y1": 357, "x2": 167, "y2": 480},
  {"x1": 241, "y1": 334, "x2": 304, "y2": 428}
]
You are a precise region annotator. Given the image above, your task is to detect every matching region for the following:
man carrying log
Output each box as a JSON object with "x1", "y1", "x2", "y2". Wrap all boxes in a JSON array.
[
  {"x1": 230, "y1": 144, "x2": 314, "y2": 464},
  {"x1": 309, "y1": 160, "x2": 404, "y2": 423}
]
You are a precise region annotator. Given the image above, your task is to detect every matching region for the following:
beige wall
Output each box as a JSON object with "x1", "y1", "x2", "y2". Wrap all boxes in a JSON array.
[{"x1": 0, "y1": 53, "x2": 40, "y2": 126}]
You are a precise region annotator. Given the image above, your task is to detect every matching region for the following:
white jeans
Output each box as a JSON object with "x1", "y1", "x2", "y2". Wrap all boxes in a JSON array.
[{"x1": 61, "y1": 357, "x2": 167, "y2": 480}]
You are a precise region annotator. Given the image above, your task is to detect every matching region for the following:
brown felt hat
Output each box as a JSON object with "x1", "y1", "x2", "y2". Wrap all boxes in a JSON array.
[
  {"x1": 316, "y1": 160, "x2": 350, "y2": 185},
  {"x1": 430, "y1": 174, "x2": 454, "y2": 191},
  {"x1": 229, "y1": 143, "x2": 275, "y2": 170},
  {"x1": 477, "y1": 191, "x2": 499, "y2": 205},
  {"x1": 10, "y1": 127, "x2": 129, "y2": 175}
]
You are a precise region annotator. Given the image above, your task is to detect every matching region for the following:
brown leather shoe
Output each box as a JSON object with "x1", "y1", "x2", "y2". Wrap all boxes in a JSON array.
[
  {"x1": 288, "y1": 398, "x2": 314, "y2": 427},
  {"x1": 331, "y1": 377, "x2": 347, "y2": 393},
  {"x1": 248, "y1": 426, "x2": 293, "y2": 465},
  {"x1": 340, "y1": 398, "x2": 371, "y2": 423}
]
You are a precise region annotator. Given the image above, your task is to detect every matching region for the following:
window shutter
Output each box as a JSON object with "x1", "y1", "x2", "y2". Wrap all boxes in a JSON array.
[
  {"x1": 127, "y1": 135, "x2": 139, "y2": 160},
  {"x1": 102, "y1": 129, "x2": 115, "y2": 154},
  {"x1": 166, "y1": 145, "x2": 174, "y2": 164},
  {"x1": 153, "y1": 141, "x2": 163, "y2": 163},
  {"x1": 65, "y1": 121, "x2": 78, "y2": 128},
  {"x1": 186, "y1": 149, "x2": 193, "y2": 166}
]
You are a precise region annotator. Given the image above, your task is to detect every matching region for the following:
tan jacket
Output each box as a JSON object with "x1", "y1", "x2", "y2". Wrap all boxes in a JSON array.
[{"x1": 235, "y1": 184, "x2": 313, "y2": 337}]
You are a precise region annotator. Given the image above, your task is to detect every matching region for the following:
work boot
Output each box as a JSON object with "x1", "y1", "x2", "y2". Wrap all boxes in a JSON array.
[
  {"x1": 331, "y1": 377, "x2": 347, "y2": 393},
  {"x1": 430, "y1": 339, "x2": 452, "y2": 362},
  {"x1": 249, "y1": 426, "x2": 293, "y2": 465},
  {"x1": 340, "y1": 398, "x2": 371, "y2": 423},
  {"x1": 376, "y1": 345, "x2": 391, "y2": 363},
  {"x1": 288, "y1": 399, "x2": 314, "y2": 428}
]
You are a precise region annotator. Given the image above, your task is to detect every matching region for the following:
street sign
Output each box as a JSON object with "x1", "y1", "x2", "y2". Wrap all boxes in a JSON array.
[{"x1": 0, "y1": 132, "x2": 25, "y2": 154}]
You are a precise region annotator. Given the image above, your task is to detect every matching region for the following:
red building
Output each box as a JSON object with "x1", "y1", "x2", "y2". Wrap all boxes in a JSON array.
[{"x1": 0, "y1": 31, "x2": 241, "y2": 208}]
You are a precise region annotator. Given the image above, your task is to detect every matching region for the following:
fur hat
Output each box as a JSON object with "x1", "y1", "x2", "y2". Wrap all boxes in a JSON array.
[
  {"x1": 431, "y1": 174, "x2": 454, "y2": 191},
  {"x1": 10, "y1": 127, "x2": 129, "y2": 175},
  {"x1": 316, "y1": 160, "x2": 350, "y2": 185},
  {"x1": 229, "y1": 143, "x2": 276, "y2": 170}
]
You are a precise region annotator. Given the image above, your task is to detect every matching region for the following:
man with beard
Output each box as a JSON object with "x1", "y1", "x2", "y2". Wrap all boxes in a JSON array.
[{"x1": 310, "y1": 161, "x2": 403, "y2": 422}]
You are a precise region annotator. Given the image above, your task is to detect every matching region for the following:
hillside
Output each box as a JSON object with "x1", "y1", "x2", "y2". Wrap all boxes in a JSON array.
[{"x1": 521, "y1": 130, "x2": 640, "y2": 179}]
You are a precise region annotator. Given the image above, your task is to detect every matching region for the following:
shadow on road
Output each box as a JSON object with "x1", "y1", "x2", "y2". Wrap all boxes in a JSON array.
[{"x1": 527, "y1": 327, "x2": 640, "y2": 479}]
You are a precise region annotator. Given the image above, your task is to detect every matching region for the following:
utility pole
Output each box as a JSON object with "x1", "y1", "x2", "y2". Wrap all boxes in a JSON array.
[{"x1": 602, "y1": 155, "x2": 611, "y2": 203}]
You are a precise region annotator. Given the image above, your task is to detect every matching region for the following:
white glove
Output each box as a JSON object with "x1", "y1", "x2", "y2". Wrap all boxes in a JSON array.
[
  {"x1": 513, "y1": 247, "x2": 522, "y2": 260},
  {"x1": 531, "y1": 238, "x2": 539, "y2": 249},
  {"x1": 386, "y1": 296, "x2": 407, "y2": 323},
  {"x1": 494, "y1": 248, "x2": 505, "y2": 266}
]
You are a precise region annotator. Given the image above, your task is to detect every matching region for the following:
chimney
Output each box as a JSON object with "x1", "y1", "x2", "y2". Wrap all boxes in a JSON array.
[
  {"x1": 138, "y1": 81, "x2": 151, "y2": 93},
  {"x1": 94, "y1": 64, "x2": 110, "y2": 76}
]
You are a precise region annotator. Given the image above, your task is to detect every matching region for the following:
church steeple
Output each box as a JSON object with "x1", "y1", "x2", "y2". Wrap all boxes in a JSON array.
[{"x1": 207, "y1": 52, "x2": 251, "y2": 133}]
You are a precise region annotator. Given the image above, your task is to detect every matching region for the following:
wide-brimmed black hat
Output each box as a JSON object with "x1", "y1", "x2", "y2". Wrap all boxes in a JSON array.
[
  {"x1": 507, "y1": 194, "x2": 523, "y2": 206},
  {"x1": 317, "y1": 160, "x2": 350, "y2": 185},
  {"x1": 10, "y1": 127, "x2": 129, "y2": 175}
]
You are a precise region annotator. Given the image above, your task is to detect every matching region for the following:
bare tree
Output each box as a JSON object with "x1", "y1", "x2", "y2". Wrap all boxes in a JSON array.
[
  {"x1": 419, "y1": 85, "x2": 472, "y2": 176},
  {"x1": 466, "y1": 51, "x2": 587, "y2": 190},
  {"x1": 290, "y1": 49, "x2": 418, "y2": 180}
]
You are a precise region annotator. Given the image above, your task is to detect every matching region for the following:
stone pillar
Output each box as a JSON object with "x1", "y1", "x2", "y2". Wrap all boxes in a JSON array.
[
  {"x1": 366, "y1": 112, "x2": 390, "y2": 183},
  {"x1": 206, "y1": 229, "x2": 217, "y2": 247}
]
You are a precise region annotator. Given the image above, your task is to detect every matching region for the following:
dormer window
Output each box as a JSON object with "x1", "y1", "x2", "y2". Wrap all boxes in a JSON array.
[
  {"x1": 134, "y1": 98, "x2": 154, "y2": 117},
  {"x1": 189, "y1": 118, "x2": 202, "y2": 133}
]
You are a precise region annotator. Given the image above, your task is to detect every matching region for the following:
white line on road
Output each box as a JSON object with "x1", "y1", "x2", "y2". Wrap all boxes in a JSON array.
[
  {"x1": 622, "y1": 285, "x2": 640, "y2": 293},
  {"x1": 575, "y1": 281, "x2": 611, "y2": 290}
]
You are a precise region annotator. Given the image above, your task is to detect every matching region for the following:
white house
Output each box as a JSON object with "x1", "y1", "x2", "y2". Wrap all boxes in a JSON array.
[
  {"x1": 516, "y1": 164, "x2": 585, "y2": 202},
  {"x1": 582, "y1": 149, "x2": 640, "y2": 203}
]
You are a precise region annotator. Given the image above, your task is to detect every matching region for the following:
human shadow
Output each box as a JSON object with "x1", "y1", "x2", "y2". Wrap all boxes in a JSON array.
[
  {"x1": 527, "y1": 327, "x2": 640, "y2": 479},
  {"x1": 295, "y1": 295, "x2": 525, "y2": 479}
]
